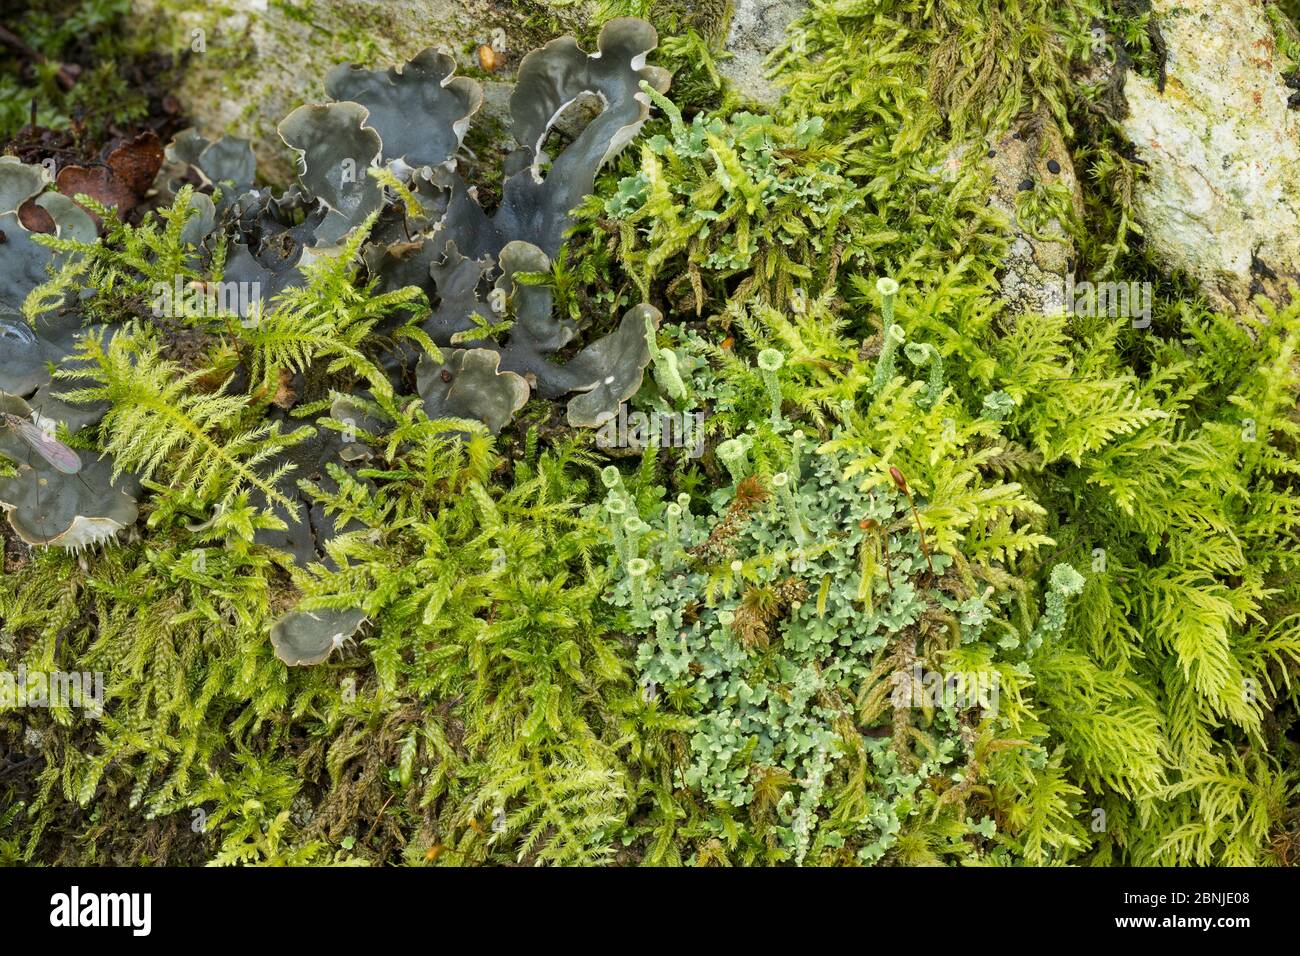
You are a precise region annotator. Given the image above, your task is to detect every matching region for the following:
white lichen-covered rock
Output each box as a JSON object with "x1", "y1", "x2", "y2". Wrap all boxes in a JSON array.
[
  {"x1": 719, "y1": 0, "x2": 809, "y2": 105},
  {"x1": 1119, "y1": 0, "x2": 1300, "y2": 312}
]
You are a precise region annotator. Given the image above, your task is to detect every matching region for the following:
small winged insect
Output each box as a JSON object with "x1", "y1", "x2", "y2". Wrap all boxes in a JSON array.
[{"x1": 1, "y1": 412, "x2": 82, "y2": 475}]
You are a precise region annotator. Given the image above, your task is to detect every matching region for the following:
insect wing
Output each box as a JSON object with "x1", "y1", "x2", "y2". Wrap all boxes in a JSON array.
[{"x1": 16, "y1": 420, "x2": 82, "y2": 475}]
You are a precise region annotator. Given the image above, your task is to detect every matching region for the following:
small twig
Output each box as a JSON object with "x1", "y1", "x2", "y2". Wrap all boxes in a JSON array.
[
  {"x1": 0, "y1": 25, "x2": 78, "y2": 92},
  {"x1": 0, "y1": 755, "x2": 41, "y2": 780},
  {"x1": 363, "y1": 792, "x2": 397, "y2": 845}
]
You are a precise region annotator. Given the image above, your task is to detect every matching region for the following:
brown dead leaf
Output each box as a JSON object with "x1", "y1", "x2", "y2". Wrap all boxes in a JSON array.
[
  {"x1": 17, "y1": 199, "x2": 54, "y2": 234},
  {"x1": 54, "y1": 131, "x2": 164, "y2": 220},
  {"x1": 56, "y1": 164, "x2": 137, "y2": 214},
  {"x1": 106, "y1": 131, "x2": 164, "y2": 197},
  {"x1": 272, "y1": 367, "x2": 298, "y2": 409}
]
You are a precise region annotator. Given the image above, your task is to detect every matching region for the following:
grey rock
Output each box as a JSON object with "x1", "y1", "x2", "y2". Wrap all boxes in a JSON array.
[
  {"x1": 964, "y1": 116, "x2": 1082, "y2": 318},
  {"x1": 130, "y1": 0, "x2": 595, "y2": 181},
  {"x1": 719, "y1": 0, "x2": 809, "y2": 105}
]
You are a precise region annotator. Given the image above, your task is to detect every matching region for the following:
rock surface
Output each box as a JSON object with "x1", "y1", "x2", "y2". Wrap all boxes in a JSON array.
[
  {"x1": 131, "y1": 0, "x2": 823, "y2": 174},
  {"x1": 1119, "y1": 0, "x2": 1300, "y2": 312},
  {"x1": 718, "y1": 0, "x2": 809, "y2": 105},
  {"x1": 130, "y1": 0, "x2": 594, "y2": 181},
  {"x1": 983, "y1": 116, "x2": 1084, "y2": 318}
]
